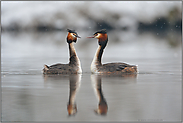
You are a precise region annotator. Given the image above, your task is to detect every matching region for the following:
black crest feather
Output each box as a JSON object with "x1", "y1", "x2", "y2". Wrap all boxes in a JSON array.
[
  {"x1": 94, "y1": 29, "x2": 107, "y2": 35},
  {"x1": 67, "y1": 29, "x2": 77, "y2": 34}
]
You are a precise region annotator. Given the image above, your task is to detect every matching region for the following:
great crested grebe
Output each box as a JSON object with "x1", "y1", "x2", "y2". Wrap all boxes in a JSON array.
[
  {"x1": 43, "y1": 29, "x2": 82, "y2": 74},
  {"x1": 87, "y1": 29, "x2": 137, "y2": 74}
]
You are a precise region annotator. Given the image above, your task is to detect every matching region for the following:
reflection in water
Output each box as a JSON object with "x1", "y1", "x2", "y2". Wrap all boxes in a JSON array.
[
  {"x1": 43, "y1": 74, "x2": 81, "y2": 116},
  {"x1": 67, "y1": 74, "x2": 81, "y2": 116},
  {"x1": 91, "y1": 74, "x2": 108, "y2": 115},
  {"x1": 91, "y1": 73, "x2": 137, "y2": 115}
]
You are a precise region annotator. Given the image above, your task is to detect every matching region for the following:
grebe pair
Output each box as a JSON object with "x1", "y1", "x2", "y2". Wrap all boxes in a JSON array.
[{"x1": 43, "y1": 29, "x2": 137, "y2": 74}]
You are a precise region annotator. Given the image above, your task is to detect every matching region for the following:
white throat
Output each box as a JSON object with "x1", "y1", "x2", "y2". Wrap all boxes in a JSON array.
[
  {"x1": 91, "y1": 46, "x2": 102, "y2": 73},
  {"x1": 70, "y1": 43, "x2": 82, "y2": 74},
  {"x1": 77, "y1": 57, "x2": 82, "y2": 74}
]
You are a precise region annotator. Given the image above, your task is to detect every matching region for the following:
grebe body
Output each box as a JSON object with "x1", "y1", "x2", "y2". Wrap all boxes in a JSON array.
[
  {"x1": 88, "y1": 29, "x2": 137, "y2": 74},
  {"x1": 43, "y1": 29, "x2": 82, "y2": 74}
]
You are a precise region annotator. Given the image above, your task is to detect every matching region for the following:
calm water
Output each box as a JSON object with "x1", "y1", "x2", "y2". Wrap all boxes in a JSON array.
[{"x1": 1, "y1": 31, "x2": 182, "y2": 121}]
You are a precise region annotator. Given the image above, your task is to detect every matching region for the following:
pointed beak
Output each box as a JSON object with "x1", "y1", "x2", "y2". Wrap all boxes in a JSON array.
[
  {"x1": 76, "y1": 35, "x2": 81, "y2": 38},
  {"x1": 87, "y1": 36, "x2": 95, "y2": 38}
]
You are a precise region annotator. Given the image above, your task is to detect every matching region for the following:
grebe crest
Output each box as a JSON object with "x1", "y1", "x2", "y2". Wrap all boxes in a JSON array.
[{"x1": 67, "y1": 29, "x2": 81, "y2": 43}]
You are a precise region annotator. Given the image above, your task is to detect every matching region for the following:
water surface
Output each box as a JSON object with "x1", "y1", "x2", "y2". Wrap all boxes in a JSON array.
[{"x1": 1, "y1": 31, "x2": 182, "y2": 121}]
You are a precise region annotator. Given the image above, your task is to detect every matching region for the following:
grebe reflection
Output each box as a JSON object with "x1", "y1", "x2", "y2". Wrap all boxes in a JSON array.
[
  {"x1": 67, "y1": 74, "x2": 81, "y2": 116},
  {"x1": 91, "y1": 74, "x2": 108, "y2": 115},
  {"x1": 43, "y1": 74, "x2": 81, "y2": 116}
]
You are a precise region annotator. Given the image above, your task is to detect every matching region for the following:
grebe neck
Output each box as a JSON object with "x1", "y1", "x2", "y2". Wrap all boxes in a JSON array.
[
  {"x1": 93, "y1": 36, "x2": 108, "y2": 66},
  {"x1": 69, "y1": 42, "x2": 77, "y2": 58},
  {"x1": 91, "y1": 46, "x2": 104, "y2": 73},
  {"x1": 91, "y1": 36, "x2": 107, "y2": 73},
  {"x1": 92, "y1": 45, "x2": 104, "y2": 66},
  {"x1": 68, "y1": 43, "x2": 82, "y2": 73}
]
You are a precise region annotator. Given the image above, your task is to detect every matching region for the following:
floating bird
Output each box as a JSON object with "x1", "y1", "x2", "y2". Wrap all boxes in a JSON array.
[
  {"x1": 87, "y1": 29, "x2": 137, "y2": 74},
  {"x1": 43, "y1": 29, "x2": 82, "y2": 74}
]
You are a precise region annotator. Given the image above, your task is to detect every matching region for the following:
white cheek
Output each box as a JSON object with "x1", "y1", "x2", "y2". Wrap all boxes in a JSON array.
[
  {"x1": 71, "y1": 33, "x2": 75, "y2": 38},
  {"x1": 95, "y1": 34, "x2": 101, "y2": 38}
]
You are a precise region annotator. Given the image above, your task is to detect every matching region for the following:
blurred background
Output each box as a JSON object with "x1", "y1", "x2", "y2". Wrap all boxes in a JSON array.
[
  {"x1": 1, "y1": 1, "x2": 182, "y2": 122},
  {"x1": 1, "y1": 1, "x2": 182, "y2": 32}
]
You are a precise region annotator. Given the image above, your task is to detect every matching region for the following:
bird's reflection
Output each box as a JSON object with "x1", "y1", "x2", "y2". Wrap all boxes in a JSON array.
[
  {"x1": 91, "y1": 74, "x2": 108, "y2": 115},
  {"x1": 43, "y1": 74, "x2": 81, "y2": 116},
  {"x1": 91, "y1": 73, "x2": 137, "y2": 116},
  {"x1": 67, "y1": 74, "x2": 81, "y2": 116},
  {"x1": 43, "y1": 72, "x2": 137, "y2": 116}
]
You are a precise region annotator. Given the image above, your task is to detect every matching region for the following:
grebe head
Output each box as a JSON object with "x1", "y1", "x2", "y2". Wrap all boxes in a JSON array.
[
  {"x1": 67, "y1": 29, "x2": 81, "y2": 43},
  {"x1": 87, "y1": 29, "x2": 108, "y2": 48},
  {"x1": 87, "y1": 29, "x2": 107, "y2": 39}
]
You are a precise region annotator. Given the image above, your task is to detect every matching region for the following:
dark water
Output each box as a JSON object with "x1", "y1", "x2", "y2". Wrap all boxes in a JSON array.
[{"x1": 1, "y1": 31, "x2": 182, "y2": 121}]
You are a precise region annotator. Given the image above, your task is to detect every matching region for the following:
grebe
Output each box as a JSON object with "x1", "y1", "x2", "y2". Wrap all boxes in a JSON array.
[
  {"x1": 87, "y1": 29, "x2": 137, "y2": 74},
  {"x1": 43, "y1": 29, "x2": 82, "y2": 74}
]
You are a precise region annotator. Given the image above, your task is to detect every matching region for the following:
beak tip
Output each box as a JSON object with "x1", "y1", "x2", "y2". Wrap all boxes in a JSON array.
[{"x1": 87, "y1": 36, "x2": 94, "y2": 38}]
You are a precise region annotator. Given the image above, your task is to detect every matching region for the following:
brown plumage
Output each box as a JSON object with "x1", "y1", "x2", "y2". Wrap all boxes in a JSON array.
[
  {"x1": 43, "y1": 29, "x2": 82, "y2": 74},
  {"x1": 87, "y1": 29, "x2": 137, "y2": 74}
]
